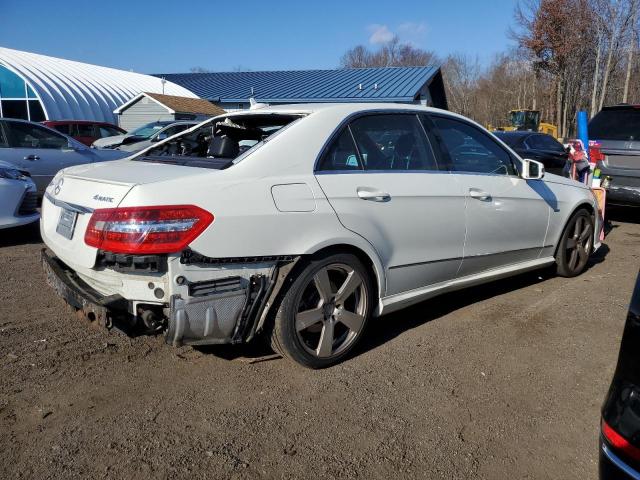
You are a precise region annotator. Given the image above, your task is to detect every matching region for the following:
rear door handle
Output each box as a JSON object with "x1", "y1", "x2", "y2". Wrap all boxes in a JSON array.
[
  {"x1": 469, "y1": 188, "x2": 492, "y2": 201},
  {"x1": 24, "y1": 154, "x2": 40, "y2": 161},
  {"x1": 357, "y1": 187, "x2": 391, "y2": 202}
]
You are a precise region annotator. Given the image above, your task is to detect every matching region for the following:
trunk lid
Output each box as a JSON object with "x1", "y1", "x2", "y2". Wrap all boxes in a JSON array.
[
  {"x1": 41, "y1": 159, "x2": 212, "y2": 269},
  {"x1": 596, "y1": 139, "x2": 640, "y2": 170},
  {"x1": 41, "y1": 174, "x2": 136, "y2": 270}
]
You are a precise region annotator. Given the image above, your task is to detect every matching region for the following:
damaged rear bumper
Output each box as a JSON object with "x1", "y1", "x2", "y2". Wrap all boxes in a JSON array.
[{"x1": 41, "y1": 248, "x2": 299, "y2": 346}]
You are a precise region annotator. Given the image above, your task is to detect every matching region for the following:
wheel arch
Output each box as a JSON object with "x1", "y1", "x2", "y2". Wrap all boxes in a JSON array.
[{"x1": 307, "y1": 243, "x2": 384, "y2": 308}]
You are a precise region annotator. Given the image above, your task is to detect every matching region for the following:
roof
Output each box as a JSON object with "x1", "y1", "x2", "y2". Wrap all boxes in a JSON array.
[
  {"x1": 156, "y1": 66, "x2": 442, "y2": 103},
  {"x1": 0, "y1": 47, "x2": 197, "y2": 123},
  {"x1": 114, "y1": 92, "x2": 225, "y2": 116},
  {"x1": 43, "y1": 120, "x2": 122, "y2": 127},
  {"x1": 492, "y1": 131, "x2": 534, "y2": 137}
]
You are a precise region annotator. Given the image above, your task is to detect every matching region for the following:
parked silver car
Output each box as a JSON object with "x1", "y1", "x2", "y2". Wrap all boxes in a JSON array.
[
  {"x1": 92, "y1": 120, "x2": 198, "y2": 152},
  {"x1": 0, "y1": 160, "x2": 38, "y2": 229},
  {"x1": 0, "y1": 118, "x2": 128, "y2": 194}
]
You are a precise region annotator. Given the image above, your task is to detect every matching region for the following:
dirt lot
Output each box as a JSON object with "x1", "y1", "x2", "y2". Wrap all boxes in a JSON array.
[{"x1": 1, "y1": 209, "x2": 639, "y2": 480}]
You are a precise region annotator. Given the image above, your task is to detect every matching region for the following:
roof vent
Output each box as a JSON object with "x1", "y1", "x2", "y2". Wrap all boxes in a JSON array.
[
  {"x1": 373, "y1": 83, "x2": 378, "y2": 90},
  {"x1": 357, "y1": 83, "x2": 363, "y2": 90}
]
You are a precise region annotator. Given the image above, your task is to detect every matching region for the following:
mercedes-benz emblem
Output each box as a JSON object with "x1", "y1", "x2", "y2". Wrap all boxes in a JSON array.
[{"x1": 53, "y1": 177, "x2": 64, "y2": 196}]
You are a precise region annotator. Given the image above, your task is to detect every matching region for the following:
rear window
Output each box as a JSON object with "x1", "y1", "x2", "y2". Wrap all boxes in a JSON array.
[
  {"x1": 493, "y1": 133, "x2": 521, "y2": 148},
  {"x1": 137, "y1": 113, "x2": 303, "y2": 169},
  {"x1": 589, "y1": 108, "x2": 640, "y2": 141}
]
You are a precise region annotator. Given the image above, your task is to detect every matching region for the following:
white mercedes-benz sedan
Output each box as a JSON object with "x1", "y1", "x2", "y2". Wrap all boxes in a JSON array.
[{"x1": 40, "y1": 103, "x2": 601, "y2": 368}]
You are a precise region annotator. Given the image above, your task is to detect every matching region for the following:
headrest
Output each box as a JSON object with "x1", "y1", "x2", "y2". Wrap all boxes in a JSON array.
[{"x1": 208, "y1": 136, "x2": 239, "y2": 158}]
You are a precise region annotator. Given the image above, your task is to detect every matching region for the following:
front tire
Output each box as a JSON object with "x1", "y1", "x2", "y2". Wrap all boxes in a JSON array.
[
  {"x1": 269, "y1": 253, "x2": 373, "y2": 368},
  {"x1": 555, "y1": 209, "x2": 594, "y2": 277}
]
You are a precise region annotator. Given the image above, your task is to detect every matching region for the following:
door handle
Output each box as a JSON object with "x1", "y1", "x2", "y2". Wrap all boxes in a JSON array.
[
  {"x1": 357, "y1": 187, "x2": 391, "y2": 202},
  {"x1": 24, "y1": 154, "x2": 40, "y2": 161},
  {"x1": 469, "y1": 188, "x2": 492, "y2": 201}
]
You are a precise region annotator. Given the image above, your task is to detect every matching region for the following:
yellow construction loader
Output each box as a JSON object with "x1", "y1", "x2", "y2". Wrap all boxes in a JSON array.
[{"x1": 492, "y1": 110, "x2": 558, "y2": 138}]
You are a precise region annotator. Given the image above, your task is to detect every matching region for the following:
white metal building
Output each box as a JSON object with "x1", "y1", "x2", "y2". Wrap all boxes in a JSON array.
[{"x1": 0, "y1": 47, "x2": 197, "y2": 124}]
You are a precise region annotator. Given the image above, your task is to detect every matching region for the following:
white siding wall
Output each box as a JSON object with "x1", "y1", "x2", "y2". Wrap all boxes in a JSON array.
[{"x1": 118, "y1": 97, "x2": 174, "y2": 131}]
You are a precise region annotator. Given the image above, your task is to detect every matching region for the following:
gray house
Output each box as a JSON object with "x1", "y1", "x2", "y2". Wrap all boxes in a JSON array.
[{"x1": 114, "y1": 92, "x2": 225, "y2": 131}]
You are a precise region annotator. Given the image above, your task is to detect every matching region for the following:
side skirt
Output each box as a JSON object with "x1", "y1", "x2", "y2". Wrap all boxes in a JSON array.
[{"x1": 379, "y1": 257, "x2": 556, "y2": 316}]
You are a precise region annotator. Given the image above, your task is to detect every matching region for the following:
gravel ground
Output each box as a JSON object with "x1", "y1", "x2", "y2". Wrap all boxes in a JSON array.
[{"x1": 1, "y1": 208, "x2": 639, "y2": 479}]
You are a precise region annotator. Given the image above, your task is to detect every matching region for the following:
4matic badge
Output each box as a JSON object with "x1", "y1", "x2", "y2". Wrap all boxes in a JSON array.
[{"x1": 93, "y1": 194, "x2": 114, "y2": 203}]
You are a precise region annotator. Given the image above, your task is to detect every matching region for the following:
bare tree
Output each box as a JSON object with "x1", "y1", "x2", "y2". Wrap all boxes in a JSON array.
[
  {"x1": 623, "y1": 0, "x2": 639, "y2": 102},
  {"x1": 340, "y1": 36, "x2": 439, "y2": 68}
]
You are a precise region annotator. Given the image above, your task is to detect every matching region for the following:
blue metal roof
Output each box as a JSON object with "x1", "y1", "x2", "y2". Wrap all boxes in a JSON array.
[{"x1": 156, "y1": 66, "x2": 442, "y2": 103}]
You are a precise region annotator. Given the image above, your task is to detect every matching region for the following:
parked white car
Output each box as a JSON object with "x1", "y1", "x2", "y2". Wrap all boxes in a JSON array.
[
  {"x1": 0, "y1": 160, "x2": 39, "y2": 229},
  {"x1": 40, "y1": 104, "x2": 601, "y2": 368}
]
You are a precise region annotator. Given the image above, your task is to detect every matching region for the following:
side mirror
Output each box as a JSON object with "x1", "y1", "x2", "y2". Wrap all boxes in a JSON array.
[
  {"x1": 522, "y1": 158, "x2": 545, "y2": 180},
  {"x1": 152, "y1": 133, "x2": 168, "y2": 142}
]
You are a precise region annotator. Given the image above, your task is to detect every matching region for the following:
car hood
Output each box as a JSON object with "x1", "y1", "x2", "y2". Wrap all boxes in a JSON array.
[{"x1": 92, "y1": 134, "x2": 127, "y2": 148}]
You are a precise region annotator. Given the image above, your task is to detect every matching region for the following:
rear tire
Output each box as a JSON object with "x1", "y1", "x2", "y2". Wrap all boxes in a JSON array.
[
  {"x1": 555, "y1": 209, "x2": 594, "y2": 277},
  {"x1": 269, "y1": 253, "x2": 373, "y2": 369}
]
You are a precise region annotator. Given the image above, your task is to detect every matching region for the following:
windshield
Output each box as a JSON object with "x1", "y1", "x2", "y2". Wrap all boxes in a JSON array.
[
  {"x1": 129, "y1": 123, "x2": 165, "y2": 139},
  {"x1": 589, "y1": 108, "x2": 640, "y2": 141}
]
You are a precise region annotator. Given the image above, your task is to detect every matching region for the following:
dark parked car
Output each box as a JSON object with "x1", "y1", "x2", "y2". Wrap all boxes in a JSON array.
[
  {"x1": 589, "y1": 105, "x2": 640, "y2": 206},
  {"x1": 600, "y1": 270, "x2": 640, "y2": 479},
  {"x1": 42, "y1": 120, "x2": 126, "y2": 146},
  {"x1": 493, "y1": 131, "x2": 569, "y2": 175}
]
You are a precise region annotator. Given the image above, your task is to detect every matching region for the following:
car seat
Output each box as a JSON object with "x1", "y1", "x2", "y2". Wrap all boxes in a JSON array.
[{"x1": 208, "y1": 136, "x2": 240, "y2": 158}]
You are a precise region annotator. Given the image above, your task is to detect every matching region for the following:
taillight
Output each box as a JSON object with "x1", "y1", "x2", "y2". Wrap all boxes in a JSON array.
[
  {"x1": 85, "y1": 205, "x2": 213, "y2": 254},
  {"x1": 602, "y1": 419, "x2": 640, "y2": 463}
]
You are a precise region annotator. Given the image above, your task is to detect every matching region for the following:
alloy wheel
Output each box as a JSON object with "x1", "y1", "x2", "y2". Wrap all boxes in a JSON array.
[
  {"x1": 565, "y1": 214, "x2": 593, "y2": 273},
  {"x1": 294, "y1": 263, "x2": 368, "y2": 359}
]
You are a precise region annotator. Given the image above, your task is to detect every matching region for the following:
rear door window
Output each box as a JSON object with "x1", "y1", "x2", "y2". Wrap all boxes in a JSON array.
[
  {"x1": 349, "y1": 114, "x2": 438, "y2": 171},
  {"x1": 75, "y1": 123, "x2": 94, "y2": 137},
  {"x1": 432, "y1": 116, "x2": 517, "y2": 175},
  {"x1": 526, "y1": 134, "x2": 564, "y2": 152},
  {"x1": 99, "y1": 126, "x2": 122, "y2": 137},
  {"x1": 317, "y1": 128, "x2": 362, "y2": 171},
  {"x1": 52, "y1": 124, "x2": 71, "y2": 135},
  {"x1": 7, "y1": 122, "x2": 69, "y2": 149}
]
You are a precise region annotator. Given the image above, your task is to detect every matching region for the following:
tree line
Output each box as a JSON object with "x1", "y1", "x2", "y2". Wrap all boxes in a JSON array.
[{"x1": 340, "y1": 0, "x2": 639, "y2": 138}]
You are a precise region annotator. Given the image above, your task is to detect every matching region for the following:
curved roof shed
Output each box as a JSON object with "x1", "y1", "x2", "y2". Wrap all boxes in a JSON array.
[{"x1": 0, "y1": 47, "x2": 197, "y2": 123}]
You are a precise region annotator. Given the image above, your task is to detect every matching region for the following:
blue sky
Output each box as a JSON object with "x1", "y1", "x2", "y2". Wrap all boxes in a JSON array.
[{"x1": 1, "y1": 0, "x2": 520, "y2": 73}]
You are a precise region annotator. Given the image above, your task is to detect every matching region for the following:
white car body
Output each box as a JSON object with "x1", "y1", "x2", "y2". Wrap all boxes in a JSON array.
[
  {"x1": 40, "y1": 103, "x2": 601, "y2": 365},
  {"x1": 0, "y1": 160, "x2": 39, "y2": 229}
]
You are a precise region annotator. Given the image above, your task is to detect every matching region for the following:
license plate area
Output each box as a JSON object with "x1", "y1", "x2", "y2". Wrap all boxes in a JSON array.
[{"x1": 56, "y1": 208, "x2": 78, "y2": 240}]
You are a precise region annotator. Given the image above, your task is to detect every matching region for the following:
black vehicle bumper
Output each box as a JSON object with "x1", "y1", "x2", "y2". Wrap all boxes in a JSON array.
[
  {"x1": 600, "y1": 440, "x2": 640, "y2": 480},
  {"x1": 42, "y1": 248, "x2": 299, "y2": 345},
  {"x1": 597, "y1": 164, "x2": 640, "y2": 206},
  {"x1": 41, "y1": 248, "x2": 133, "y2": 332}
]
